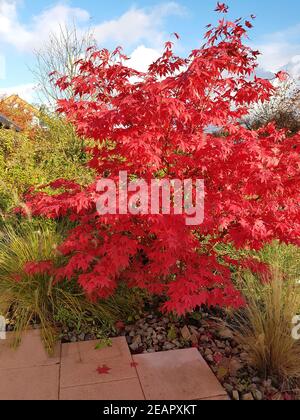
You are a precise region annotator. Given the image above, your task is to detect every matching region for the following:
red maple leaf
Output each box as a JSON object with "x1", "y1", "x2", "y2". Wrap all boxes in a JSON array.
[
  {"x1": 130, "y1": 362, "x2": 139, "y2": 368},
  {"x1": 24, "y1": 261, "x2": 54, "y2": 276},
  {"x1": 97, "y1": 365, "x2": 111, "y2": 375},
  {"x1": 215, "y1": 2, "x2": 229, "y2": 13}
]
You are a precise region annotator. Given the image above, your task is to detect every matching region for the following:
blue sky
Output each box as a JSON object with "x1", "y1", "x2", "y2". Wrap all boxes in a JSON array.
[{"x1": 1, "y1": 0, "x2": 300, "y2": 103}]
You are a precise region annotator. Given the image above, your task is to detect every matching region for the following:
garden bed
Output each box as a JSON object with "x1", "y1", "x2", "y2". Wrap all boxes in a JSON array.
[{"x1": 58, "y1": 303, "x2": 298, "y2": 401}]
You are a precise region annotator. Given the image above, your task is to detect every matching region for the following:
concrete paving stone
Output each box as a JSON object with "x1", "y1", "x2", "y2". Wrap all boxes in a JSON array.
[
  {"x1": 0, "y1": 329, "x2": 61, "y2": 369},
  {"x1": 0, "y1": 365, "x2": 60, "y2": 400},
  {"x1": 60, "y1": 378, "x2": 145, "y2": 400},
  {"x1": 133, "y1": 348, "x2": 228, "y2": 400},
  {"x1": 60, "y1": 337, "x2": 137, "y2": 389}
]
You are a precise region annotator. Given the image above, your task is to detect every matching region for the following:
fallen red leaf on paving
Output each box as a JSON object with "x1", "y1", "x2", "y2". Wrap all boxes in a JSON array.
[
  {"x1": 130, "y1": 362, "x2": 139, "y2": 368},
  {"x1": 97, "y1": 365, "x2": 111, "y2": 375}
]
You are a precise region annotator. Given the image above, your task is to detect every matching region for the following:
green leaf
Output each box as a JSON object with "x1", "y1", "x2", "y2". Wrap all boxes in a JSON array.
[
  {"x1": 95, "y1": 338, "x2": 112, "y2": 350},
  {"x1": 167, "y1": 325, "x2": 177, "y2": 341}
]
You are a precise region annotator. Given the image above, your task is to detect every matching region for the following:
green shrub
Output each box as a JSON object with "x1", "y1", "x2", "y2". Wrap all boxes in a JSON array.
[{"x1": 0, "y1": 113, "x2": 94, "y2": 212}]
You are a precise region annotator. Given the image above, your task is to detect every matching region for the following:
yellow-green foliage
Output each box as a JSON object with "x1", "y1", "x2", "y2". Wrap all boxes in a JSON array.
[
  {"x1": 0, "y1": 114, "x2": 93, "y2": 212},
  {"x1": 259, "y1": 241, "x2": 300, "y2": 281}
]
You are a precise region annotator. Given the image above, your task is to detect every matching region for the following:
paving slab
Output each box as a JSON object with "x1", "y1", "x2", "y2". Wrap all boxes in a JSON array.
[
  {"x1": 0, "y1": 329, "x2": 61, "y2": 369},
  {"x1": 60, "y1": 378, "x2": 145, "y2": 400},
  {"x1": 133, "y1": 348, "x2": 228, "y2": 400},
  {"x1": 0, "y1": 365, "x2": 60, "y2": 400},
  {"x1": 60, "y1": 337, "x2": 138, "y2": 389},
  {"x1": 0, "y1": 331, "x2": 228, "y2": 400}
]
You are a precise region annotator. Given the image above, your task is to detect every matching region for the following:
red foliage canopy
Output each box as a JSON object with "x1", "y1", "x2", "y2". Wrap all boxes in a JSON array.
[{"x1": 25, "y1": 6, "x2": 300, "y2": 314}]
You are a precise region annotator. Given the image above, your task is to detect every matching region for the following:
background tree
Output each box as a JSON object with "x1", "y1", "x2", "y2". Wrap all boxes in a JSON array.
[
  {"x1": 244, "y1": 77, "x2": 300, "y2": 135},
  {"x1": 32, "y1": 24, "x2": 95, "y2": 106}
]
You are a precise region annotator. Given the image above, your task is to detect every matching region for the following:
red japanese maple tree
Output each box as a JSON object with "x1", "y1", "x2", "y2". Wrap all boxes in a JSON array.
[{"x1": 24, "y1": 5, "x2": 300, "y2": 314}]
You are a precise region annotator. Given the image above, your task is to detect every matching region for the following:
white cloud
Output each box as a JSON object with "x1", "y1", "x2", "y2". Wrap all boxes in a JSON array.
[
  {"x1": 0, "y1": 0, "x2": 31, "y2": 50},
  {"x1": 287, "y1": 55, "x2": 300, "y2": 78},
  {"x1": 0, "y1": 1, "x2": 184, "y2": 102},
  {"x1": 93, "y1": 3, "x2": 184, "y2": 48},
  {"x1": 128, "y1": 45, "x2": 161, "y2": 72},
  {"x1": 0, "y1": 0, "x2": 90, "y2": 51},
  {"x1": 255, "y1": 24, "x2": 300, "y2": 78},
  {"x1": 0, "y1": 83, "x2": 36, "y2": 102},
  {"x1": 0, "y1": 1, "x2": 184, "y2": 52}
]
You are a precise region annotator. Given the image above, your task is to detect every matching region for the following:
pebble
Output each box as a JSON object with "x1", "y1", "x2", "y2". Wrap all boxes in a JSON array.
[
  {"x1": 129, "y1": 335, "x2": 142, "y2": 351},
  {"x1": 242, "y1": 393, "x2": 254, "y2": 401},
  {"x1": 125, "y1": 325, "x2": 133, "y2": 332},
  {"x1": 225, "y1": 347, "x2": 232, "y2": 356},
  {"x1": 232, "y1": 391, "x2": 240, "y2": 400},
  {"x1": 216, "y1": 340, "x2": 226, "y2": 349},
  {"x1": 189, "y1": 326, "x2": 199, "y2": 335},
  {"x1": 240, "y1": 352, "x2": 249, "y2": 361},
  {"x1": 262, "y1": 379, "x2": 272, "y2": 388},
  {"x1": 163, "y1": 342, "x2": 176, "y2": 350},
  {"x1": 253, "y1": 390, "x2": 263, "y2": 401},
  {"x1": 147, "y1": 327, "x2": 154, "y2": 334},
  {"x1": 181, "y1": 325, "x2": 192, "y2": 341},
  {"x1": 224, "y1": 383, "x2": 234, "y2": 393},
  {"x1": 205, "y1": 354, "x2": 214, "y2": 363},
  {"x1": 218, "y1": 328, "x2": 234, "y2": 340},
  {"x1": 205, "y1": 348, "x2": 213, "y2": 356}
]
